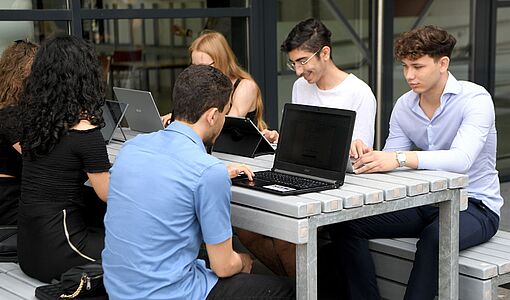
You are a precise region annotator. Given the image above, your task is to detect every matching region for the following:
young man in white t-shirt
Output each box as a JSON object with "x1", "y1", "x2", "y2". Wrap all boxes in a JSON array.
[
  {"x1": 236, "y1": 20, "x2": 377, "y2": 292},
  {"x1": 283, "y1": 18, "x2": 376, "y2": 158}
]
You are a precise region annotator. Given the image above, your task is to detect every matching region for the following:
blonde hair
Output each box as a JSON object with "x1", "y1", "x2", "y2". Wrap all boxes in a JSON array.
[
  {"x1": 0, "y1": 40, "x2": 38, "y2": 109},
  {"x1": 189, "y1": 31, "x2": 267, "y2": 130}
]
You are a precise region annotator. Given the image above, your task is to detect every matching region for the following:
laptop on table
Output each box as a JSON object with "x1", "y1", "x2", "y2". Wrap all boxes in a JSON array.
[
  {"x1": 232, "y1": 103, "x2": 355, "y2": 195},
  {"x1": 100, "y1": 100, "x2": 129, "y2": 144},
  {"x1": 213, "y1": 116, "x2": 275, "y2": 158},
  {"x1": 113, "y1": 87, "x2": 165, "y2": 133}
]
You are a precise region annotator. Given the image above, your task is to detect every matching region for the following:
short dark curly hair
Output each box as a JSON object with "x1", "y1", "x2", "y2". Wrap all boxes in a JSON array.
[
  {"x1": 172, "y1": 64, "x2": 232, "y2": 124},
  {"x1": 19, "y1": 35, "x2": 105, "y2": 160},
  {"x1": 394, "y1": 25, "x2": 457, "y2": 61}
]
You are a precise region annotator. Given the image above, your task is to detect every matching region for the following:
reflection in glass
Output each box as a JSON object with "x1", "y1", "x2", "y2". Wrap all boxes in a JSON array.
[
  {"x1": 0, "y1": 21, "x2": 68, "y2": 53},
  {"x1": 393, "y1": 0, "x2": 471, "y2": 101},
  {"x1": 277, "y1": 0, "x2": 371, "y2": 125},
  {"x1": 495, "y1": 8, "x2": 510, "y2": 171},
  {"x1": 81, "y1": 0, "x2": 249, "y2": 9},
  {"x1": 82, "y1": 17, "x2": 248, "y2": 115},
  {"x1": 0, "y1": 0, "x2": 66, "y2": 9}
]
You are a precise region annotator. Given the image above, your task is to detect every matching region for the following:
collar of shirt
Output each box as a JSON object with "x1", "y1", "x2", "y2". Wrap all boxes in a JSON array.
[
  {"x1": 410, "y1": 71, "x2": 462, "y2": 120},
  {"x1": 165, "y1": 121, "x2": 206, "y2": 153}
]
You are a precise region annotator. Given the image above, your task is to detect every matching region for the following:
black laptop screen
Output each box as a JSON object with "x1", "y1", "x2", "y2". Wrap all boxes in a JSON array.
[{"x1": 274, "y1": 104, "x2": 355, "y2": 178}]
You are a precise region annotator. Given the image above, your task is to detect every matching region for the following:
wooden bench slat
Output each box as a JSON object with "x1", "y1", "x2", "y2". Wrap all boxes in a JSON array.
[
  {"x1": 339, "y1": 184, "x2": 383, "y2": 204},
  {"x1": 387, "y1": 170, "x2": 448, "y2": 192},
  {"x1": 6, "y1": 269, "x2": 45, "y2": 287},
  {"x1": 0, "y1": 274, "x2": 37, "y2": 299},
  {"x1": 320, "y1": 189, "x2": 364, "y2": 208},
  {"x1": 299, "y1": 193, "x2": 342, "y2": 212},
  {"x1": 0, "y1": 263, "x2": 20, "y2": 274},
  {"x1": 344, "y1": 175, "x2": 407, "y2": 200},
  {"x1": 369, "y1": 239, "x2": 501, "y2": 279},
  {"x1": 355, "y1": 173, "x2": 430, "y2": 196},
  {"x1": 0, "y1": 288, "x2": 25, "y2": 300}
]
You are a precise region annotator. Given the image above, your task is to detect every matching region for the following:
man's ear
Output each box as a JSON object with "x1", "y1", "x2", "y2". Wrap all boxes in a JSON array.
[
  {"x1": 321, "y1": 46, "x2": 331, "y2": 60},
  {"x1": 204, "y1": 107, "x2": 219, "y2": 126},
  {"x1": 439, "y1": 56, "x2": 450, "y2": 73}
]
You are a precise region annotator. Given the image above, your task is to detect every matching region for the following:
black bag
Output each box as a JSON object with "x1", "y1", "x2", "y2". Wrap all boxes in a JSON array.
[
  {"x1": 59, "y1": 260, "x2": 106, "y2": 299},
  {"x1": 0, "y1": 226, "x2": 17, "y2": 262}
]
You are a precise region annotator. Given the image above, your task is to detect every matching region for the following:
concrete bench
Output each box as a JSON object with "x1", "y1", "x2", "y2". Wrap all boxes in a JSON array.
[{"x1": 369, "y1": 230, "x2": 510, "y2": 300}]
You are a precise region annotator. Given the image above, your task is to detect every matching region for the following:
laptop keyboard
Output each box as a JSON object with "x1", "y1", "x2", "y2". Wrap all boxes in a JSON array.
[{"x1": 255, "y1": 170, "x2": 330, "y2": 189}]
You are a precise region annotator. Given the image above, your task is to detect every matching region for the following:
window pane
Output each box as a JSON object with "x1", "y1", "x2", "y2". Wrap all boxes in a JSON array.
[
  {"x1": 0, "y1": 21, "x2": 68, "y2": 53},
  {"x1": 495, "y1": 7, "x2": 510, "y2": 171},
  {"x1": 81, "y1": 0, "x2": 249, "y2": 9},
  {"x1": 277, "y1": 0, "x2": 371, "y2": 127},
  {"x1": 393, "y1": 0, "x2": 471, "y2": 101},
  {"x1": 83, "y1": 17, "x2": 248, "y2": 115},
  {"x1": 0, "y1": 0, "x2": 67, "y2": 9}
]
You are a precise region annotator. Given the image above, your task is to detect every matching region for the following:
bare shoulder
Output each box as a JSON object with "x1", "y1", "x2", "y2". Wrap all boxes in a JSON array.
[
  {"x1": 237, "y1": 78, "x2": 259, "y2": 93},
  {"x1": 71, "y1": 120, "x2": 97, "y2": 130}
]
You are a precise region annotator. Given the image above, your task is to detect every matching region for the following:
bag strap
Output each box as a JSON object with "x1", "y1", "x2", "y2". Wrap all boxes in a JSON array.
[{"x1": 60, "y1": 274, "x2": 86, "y2": 299}]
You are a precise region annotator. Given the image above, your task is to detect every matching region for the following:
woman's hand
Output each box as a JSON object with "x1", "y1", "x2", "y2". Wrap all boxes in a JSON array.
[{"x1": 262, "y1": 129, "x2": 279, "y2": 143}]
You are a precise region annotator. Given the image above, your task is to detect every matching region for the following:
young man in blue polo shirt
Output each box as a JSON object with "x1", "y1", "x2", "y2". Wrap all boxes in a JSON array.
[
  {"x1": 102, "y1": 65, "x2": 295, "y2": 300},
  {"x1": 328, "y1": 25, "x2": 502, "y2": 300}
]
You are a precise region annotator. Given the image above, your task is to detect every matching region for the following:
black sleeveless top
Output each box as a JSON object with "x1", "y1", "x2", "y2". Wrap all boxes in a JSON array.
[{"x1": 232, "y1": 78, "x2": 258, "y2": 128}]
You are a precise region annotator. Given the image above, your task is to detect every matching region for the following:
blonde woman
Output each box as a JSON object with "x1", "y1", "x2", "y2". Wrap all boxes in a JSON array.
[{"x1": 162, "y1": 31, "x2": 278, "y2": 143}]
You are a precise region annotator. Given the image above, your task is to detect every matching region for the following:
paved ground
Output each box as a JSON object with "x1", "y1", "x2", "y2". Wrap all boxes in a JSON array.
[{"x1": 496, "y1": 182, "x2": 510, "y2": 298}]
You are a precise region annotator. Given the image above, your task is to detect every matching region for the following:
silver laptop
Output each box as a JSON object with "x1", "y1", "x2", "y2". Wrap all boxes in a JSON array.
[
  {"x1": 113, "y1": 87, "x2": 165, "y2": 133},
  {"x1": 101, "y1": 100, "x2": 129, "y2": 144}
]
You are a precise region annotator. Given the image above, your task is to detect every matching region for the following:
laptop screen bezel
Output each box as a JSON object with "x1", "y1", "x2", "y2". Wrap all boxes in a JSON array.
[{"x1": 272, "y1": 103, "x2": 355, "y2": 183}]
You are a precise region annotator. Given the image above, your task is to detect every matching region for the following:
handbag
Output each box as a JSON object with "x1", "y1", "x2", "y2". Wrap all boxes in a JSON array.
[{"x1": 59, "y1": 260, "x2": 106, "y2": 299}]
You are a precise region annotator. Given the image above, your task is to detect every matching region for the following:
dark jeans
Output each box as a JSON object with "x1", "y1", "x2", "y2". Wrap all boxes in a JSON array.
[
  {"x1": 206, "y1": 273, "x2": 296, "y2": 300},
  {"x1": 328, "y1": 198, "x2": 499, "y2": 300}
]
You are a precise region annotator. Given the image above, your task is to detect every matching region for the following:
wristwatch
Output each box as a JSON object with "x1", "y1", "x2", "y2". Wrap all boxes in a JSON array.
[{"x1": 396, "y1": 151, "x2": 407, "y2": 168}]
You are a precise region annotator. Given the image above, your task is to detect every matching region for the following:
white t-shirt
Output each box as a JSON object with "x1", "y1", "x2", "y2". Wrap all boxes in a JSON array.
[{"x1": 291, "y1": 74, "x2": 376, "y2": 147}]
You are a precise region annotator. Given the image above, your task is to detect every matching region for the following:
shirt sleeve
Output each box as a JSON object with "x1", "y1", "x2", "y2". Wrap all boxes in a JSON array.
[
  {"x1": 195, "y1": 162, "x2": 233, "y2": 245},
  {"x1": 416, "y1": 93, "x2": 494, "y2": 173},
  {"x1": 351, "y1": 89, "x2": 376, "y2": 147},
  {"x1": 383, "y1": 100, "x2": 414, "y2": 152},
  {"x1": 74, "y1": 128, "x2": 111, "y2": 173}
]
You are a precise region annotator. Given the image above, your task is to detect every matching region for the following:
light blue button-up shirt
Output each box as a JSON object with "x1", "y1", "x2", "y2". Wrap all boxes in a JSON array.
[
  {"x1": 103, "y1": 121, "x2": 232, "y2": 300},
  {"x1": 384, "y1": 73, "x2": 503, "y2": 216}
]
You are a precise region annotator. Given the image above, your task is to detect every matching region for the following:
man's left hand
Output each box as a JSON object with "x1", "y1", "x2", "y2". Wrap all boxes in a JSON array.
[{"x1": 227, "y1": 164, "x2": 254, "y2": 180}]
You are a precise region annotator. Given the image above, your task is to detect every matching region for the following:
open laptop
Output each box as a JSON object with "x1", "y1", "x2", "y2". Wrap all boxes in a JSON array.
[
  {"x1": 101, "y1": 100, "x2": 129, "y2": 144},
  {"x1": 232, "y1": 103, "x2": 355, "y2": 195},
  {"x1": 113, "y1": 87, "x2": 165, "y2": 133},
  {"x1": 213, "y1": 116, "x2": 275, "y2": 157}
]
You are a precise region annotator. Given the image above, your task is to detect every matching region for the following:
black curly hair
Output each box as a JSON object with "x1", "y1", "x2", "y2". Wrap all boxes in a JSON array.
[{"x1": 19, "y1": 35, "x2": 105, "y2": 160}]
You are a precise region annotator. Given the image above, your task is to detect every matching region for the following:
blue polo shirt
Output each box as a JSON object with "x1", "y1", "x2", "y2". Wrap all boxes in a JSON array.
[{"x1": 102, "y1": 121, "x2": 232, "y2": 300}]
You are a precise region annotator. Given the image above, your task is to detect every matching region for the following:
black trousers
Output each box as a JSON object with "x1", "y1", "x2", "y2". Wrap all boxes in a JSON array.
[
  {"x1": 206, "y1": 273, "x2": 296, "y2": 300},
  {"x1": 0, "y1": 177, "x2": 20, "y2": 225},
  {"x1": 328, "y1": 198, "x2": 499, "y2": 300}
]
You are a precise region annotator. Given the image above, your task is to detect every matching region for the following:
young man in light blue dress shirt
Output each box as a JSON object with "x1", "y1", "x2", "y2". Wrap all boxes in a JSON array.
[
  {"x1": 102, "y1": 65, "x2": 295, "y2": 300},
  {"x1": 328, "y1": 25, "x2": 502, "y2": 300}
]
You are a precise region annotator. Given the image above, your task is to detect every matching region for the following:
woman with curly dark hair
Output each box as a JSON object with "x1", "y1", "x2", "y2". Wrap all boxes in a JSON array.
[
  {"x1": 17, "y1": 35, "x2": 110, "y2": 283},
  {"x1": 0, "y1": 40, "x2": 38, "y2": 225}
]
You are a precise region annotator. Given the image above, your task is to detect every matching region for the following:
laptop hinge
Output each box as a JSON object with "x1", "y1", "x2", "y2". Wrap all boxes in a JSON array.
[{"x1": 273, "y1": 168, "x2": 339, "y2": 185}]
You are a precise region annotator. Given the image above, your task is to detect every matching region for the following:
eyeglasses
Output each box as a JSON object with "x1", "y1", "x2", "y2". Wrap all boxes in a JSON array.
[{"x1": 286, "y1": 47, "x2": 323, "y2": 71}]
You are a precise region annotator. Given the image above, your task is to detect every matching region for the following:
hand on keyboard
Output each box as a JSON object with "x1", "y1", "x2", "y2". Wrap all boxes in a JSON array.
[{"x1": 227, "y1": 164, "x2": 254, "y2": 180}]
